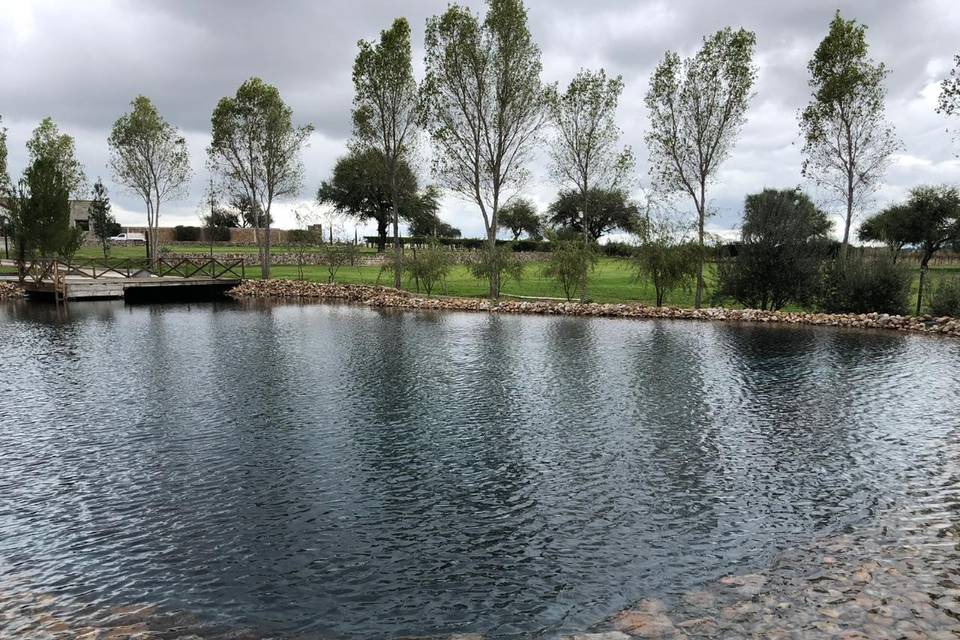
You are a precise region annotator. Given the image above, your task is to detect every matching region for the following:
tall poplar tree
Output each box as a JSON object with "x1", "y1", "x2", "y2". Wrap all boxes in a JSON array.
[
  {"x1": 422, "y1": 0, "x2": 549, "y2": 298},
  {"x1": 645, "y1": 27, "x2": 757, "y2": 308},
  {"x1": 351, "y1": 17, "x2": 420, "y2": 288},
  {"x1": 799, "y1": 11, "x2": 900, "y2": 257}
]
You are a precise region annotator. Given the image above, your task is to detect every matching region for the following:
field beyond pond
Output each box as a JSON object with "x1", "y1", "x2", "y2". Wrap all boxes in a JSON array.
[{"x1": 10, "y1": 243, "x2": 959, "y2": 311}]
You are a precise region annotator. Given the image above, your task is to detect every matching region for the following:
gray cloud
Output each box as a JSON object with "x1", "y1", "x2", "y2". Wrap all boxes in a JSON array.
[{"x1": 1, "y1": 0, "x2": 959, "y2": 238}]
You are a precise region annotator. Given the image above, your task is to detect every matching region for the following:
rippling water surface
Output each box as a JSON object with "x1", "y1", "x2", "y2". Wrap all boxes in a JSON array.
[{"x1": 1, "y1": 301, "x2": 958, "y2": 638}]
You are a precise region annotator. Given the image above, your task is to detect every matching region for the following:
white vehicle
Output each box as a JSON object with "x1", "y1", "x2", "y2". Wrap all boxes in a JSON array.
[{"x1": 108, "y1": 232, "x2": 146, "y2": 244}]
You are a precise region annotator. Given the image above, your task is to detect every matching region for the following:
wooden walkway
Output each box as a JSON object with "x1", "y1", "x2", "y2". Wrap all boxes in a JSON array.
[{"x1": 3, "y1": 258, "x2": 244, "y2": 301}]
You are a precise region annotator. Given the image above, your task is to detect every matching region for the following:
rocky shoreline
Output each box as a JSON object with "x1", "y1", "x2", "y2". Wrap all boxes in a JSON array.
[
  {"x1": 228, "y1": 279, "x2": 960, "y2": 338},
  {"x1": 0, "y1": 282, "x2": 24, "y2": 299}
]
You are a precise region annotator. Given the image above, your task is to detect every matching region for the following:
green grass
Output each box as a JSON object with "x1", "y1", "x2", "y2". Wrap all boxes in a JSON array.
[
  {"x1": 71, "y1": 243, "x2": 380, "y2": 260},
  {"x1": 10, "y1": 245, "x2": 957, "y2": 313}
]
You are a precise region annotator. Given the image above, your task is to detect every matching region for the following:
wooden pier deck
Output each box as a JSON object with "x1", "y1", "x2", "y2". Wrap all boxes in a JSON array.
[{"x1": 3, "y1": 258, "x2": 244, "y2": 302}]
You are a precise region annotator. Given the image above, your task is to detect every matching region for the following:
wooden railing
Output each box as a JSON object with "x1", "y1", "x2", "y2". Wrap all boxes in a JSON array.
[{"x1": 17, "y1": 257, "x2": 245, "y2": 283}]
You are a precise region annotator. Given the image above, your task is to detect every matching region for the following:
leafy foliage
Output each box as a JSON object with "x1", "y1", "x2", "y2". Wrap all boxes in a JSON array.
[
  {"x1": 209, "y1": 78, "x2": 313, "y2": 278},
  {"x1": 633, "y1": 218, "x2": 701, "y2": 307},
  {"x1": 937, "y1": 54, "x2": 960, "y2": 151},
  {"x1": 542, "y1": 233, "x2": 599, "y2": 301},
  {"x1": 645, "y1": 27, "x2": 757, "y2": 307},
  {"x1": 11, "y1": 156, "x2": 73, "y2": 262},
  {"x1": 498, "y1": 199, "x2": 542, "y2": 240},
  {"x1": 27, "y1": 117, "x2": 87, "y2": 198},
  {"x1": 817, "y1": 255, "x2": 911, "y2": 315},
  {"x1": 109, "y1": 96, "x2": 190, "y2": 263},
  {"x1": 0, "y1": 115, "x2": 9, "y2": 195},
  {"x1": 546, "y1": 188, "x2": 640, "y2": 241},
  {"x1": 317, "y1": 148, "x2": 432, "y2": 251},
  {"x1": 351, "y1": 17, "x2": 420, "y2": 286},
  {"x1": 926, "y1": 275, "x2": 960, "y2": 317},
  {"x1": 422, "y1": 0, "x2": 549, "y2": 297},
  {"x1": 858, "y1": 204, "x2": 915, "y2": 260},
  {"x1": 405, "y1": 241, "x2": 453, "y2": 295},
  {"x1": 88, "y1": 180, "x2": 119, "y2": 258},
  {"x1": 715, "y1": 189, "x2": 833, "y2": 310},
  {"x1": 321, "y1": 243, "x2": 360, "y2": 283},
  {"x1": 799, "y1": 12, "x2": 900, "y2": 252},
  {"x1": 468, "y1": 243, "x2": 525, "y2": 295}
]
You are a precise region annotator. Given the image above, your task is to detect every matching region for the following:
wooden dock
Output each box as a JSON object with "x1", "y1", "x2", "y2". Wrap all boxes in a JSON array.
[{"x1": 5, "y1": 258, "x2": 244, "y2": 302}]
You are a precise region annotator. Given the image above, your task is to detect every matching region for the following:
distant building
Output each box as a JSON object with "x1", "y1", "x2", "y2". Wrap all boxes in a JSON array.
[{"x1": 68, "y1": 200, "x2": 93, "y2": 231}]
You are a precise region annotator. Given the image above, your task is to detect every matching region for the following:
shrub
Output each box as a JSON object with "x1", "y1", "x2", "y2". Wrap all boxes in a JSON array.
[
  {"x1": 926, "y1": 275, "x2": 960, "y2": 316},
  {"x1": 542, "y1": 235, "x2": 599, "y2": 301},
  {"x1": 203, "y1": 226, "x2": 231, "y2": 242},
  {"x1": 321, "y1": 243, "x2": 359, "y2": 283},
  {"x1": 634, "y1": 240, "x2": 700, "y2": 307},
  {"x1": 173, "y1": 225, "x2": 202, "y2": 241},
  {"x1": 601, "y1": 241, "x2": 635, "y2": 257},
  {"x1": 469, "y1": 244, "x2": 524, "y2": 295},
  {"x1": 817, "y1": 256, "x2": 912, "y2": 315},
  {"x1": 715, "y1": 241, "x2": 829, "y2": 311},
  {"x1": 405, "y1": 241, "x2": 452, "y2": 295}
]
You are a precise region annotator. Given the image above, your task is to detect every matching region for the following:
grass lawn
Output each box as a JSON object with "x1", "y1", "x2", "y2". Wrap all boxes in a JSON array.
[{"x1": 7, "y1": 244, "x2": 958, "y2": 313}]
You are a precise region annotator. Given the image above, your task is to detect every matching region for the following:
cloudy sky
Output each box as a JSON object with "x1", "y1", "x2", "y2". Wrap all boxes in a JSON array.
[{"x1": 2, "y1": 0, "x2": 959, "y2": 241}]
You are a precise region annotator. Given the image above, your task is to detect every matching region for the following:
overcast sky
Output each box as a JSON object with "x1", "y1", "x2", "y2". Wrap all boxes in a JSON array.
[{"x1": 2, "y1": 0, "x2": 959, "y2": 240}]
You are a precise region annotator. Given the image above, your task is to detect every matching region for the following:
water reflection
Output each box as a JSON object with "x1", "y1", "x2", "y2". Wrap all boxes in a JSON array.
[{"x1": 1, "y1": 301, "x2": 958, "y2": 639}]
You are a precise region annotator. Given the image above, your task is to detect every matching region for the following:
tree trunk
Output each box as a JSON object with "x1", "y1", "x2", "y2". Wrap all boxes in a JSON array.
[
  {"x1": 487, "y1": 225, "x2": 499, "y2": 299},
  {"x1": 579, "y1": 188, "x2": 590, "y2": 303},
  {"x1": 261, "y1": 205, "x2": 272, "y2": 280},
  {"x1": 694, "y1": 194, "x2": 705, "y2": 309},
  {"x1": 377, "y1": 219, "x2": 387, "y2": 253},
  {"x1": 390, "y1": 173, "x2": 402, "y2": 289},
  {"x1": 840, "y1": 172, "x2": 854, "y2": 259},
  {"x1": 917, "y1": 253, "x2": 930, "y2": 316}
]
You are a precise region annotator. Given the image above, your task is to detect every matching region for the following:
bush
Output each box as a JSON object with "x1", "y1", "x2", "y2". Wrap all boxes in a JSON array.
[
  {"x1": 634, "y1": 240, "x2": 700, "y2": 307},
  {"x1": 817, "y1": 256, "x2": 912, "y2": 315},
  {"x1": 926, "y1": 276, "x2": 960, "y2": 316},
  {"x1": 203, "y1": 226, "x2": 231, "y2": 242},
  {"x1": 542, "y1": 236, "x2": 598, "y2": 301},
  {"x1": 174, "y1": 225, "x2": 202, "y2": 241},
  {"x1": 321, "y1": 243, "x2": 360, "y2": 283},
  {"x1": 715, "y1": 241, "x2": 829, "y2": 311},
  {"x1": 405, "y1": 241, "x2": 452, "y2": 295},
  {"x1": 469, "y1": 244, "x2": 524, "y2": 296},
  {"x1": 601, "y1": 241, "x2": 635, "y2": 257}
]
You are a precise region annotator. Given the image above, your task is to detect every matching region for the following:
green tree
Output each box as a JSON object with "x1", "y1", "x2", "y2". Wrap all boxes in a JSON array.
[
  {"x1": 870, "y1": 185, "x2": 960, "y2": 315},
  {"x1": 208, "y1": 78, "x2": 313, "y2": 279},
  {"x1": 858, "y1": 204, "x2": 914, "y2": 261},
  {"x1": 109, "y1": 96, "x2": 191, "y2": 264},
  {"x1": 317, "y1": 148, "x2": 430, "y2": 251},
  {"x1": 645, "y1": 27, "x2": 757, "y2": 308},
  {"x1": 546, "y1": 188, "x2": 639, "y2": 241},
  {"x1": 549, "y1": 68, "x2": 634, "y2": 301},
  {"x1": 423, "y1": 0, "x2": 549, "y2": 298},
  {"x1": 88, "y1": 179, "x2": 119, "y2": 258},
  {"x1": 542, "y1": 231, "x2": 599, "y2": 301},
  {"x1": 498, "y1": 199, "x2": 541, "y2": 240},
  {"x1": 405, "y1": 240, "x2": 453, "y2": 295},
  {"x1": 633, "y1": 218, "x2": 700, "y2": 308},
  {"x1": 715, "y1": 189, "x2": 833, "y2": 311},
  {"x1": 800, "y1": 12, "x2": 900, "y2": 257},
  {"x1": 11, "y1": 157, "x2": 74, "y2": 268},
  {"x1": 351, "y1": 17, "x2": 420, "y2": 288},
  {"x1": 26, "y1": 117, "x2": 87, "y2": 198}
]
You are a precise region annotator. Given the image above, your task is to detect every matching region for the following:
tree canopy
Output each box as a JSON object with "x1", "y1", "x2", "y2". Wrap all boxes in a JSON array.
[
  {"x1": 109, "y1": 96, "x2": 190, "y2": 262},
  {"x1": 351, "y1": 16, "x2": 420, "y2": 286},
  {"x1": 799, "y1": 11, "x2": 899, "y2": 255},
  {"x1": 209, "y1": 77, "x2": 313, "y2": 278},
  {"x1": 422, "y1": 0, "x2": 549, "y2": 297},
  {"x1": 27, "y1": 117, "x2": 87, "y2": 198},
  {"x1": 11, "y1": 156, "x2": 76, "y2": 262},
  {"x1": 645, "y1": 27, "x2": 757, "y2": 307},
  {"x1": 546, "y1": 188, "x2": 640, "y2": 241},
  {"x1": 498, "y1": 199, "x2": 541, "y2": 240},
  {"x1": 88, "y1": 179, "x2": 119, "y2": 258},
  {"x1": 716, "y1": 188, "x2": 833, "y2": 311}
]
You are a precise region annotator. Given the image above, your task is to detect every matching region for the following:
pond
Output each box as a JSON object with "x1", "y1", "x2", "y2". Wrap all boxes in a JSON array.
[{"x1": 0, "y1": 301, "x2": 958, "y2": 638}]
